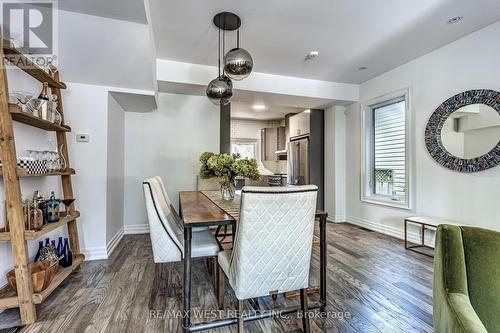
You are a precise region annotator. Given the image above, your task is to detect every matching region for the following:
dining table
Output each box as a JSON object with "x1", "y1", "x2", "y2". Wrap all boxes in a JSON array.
[{"x1": 178, "y1": 190, "x2": 328, "y2": 333}]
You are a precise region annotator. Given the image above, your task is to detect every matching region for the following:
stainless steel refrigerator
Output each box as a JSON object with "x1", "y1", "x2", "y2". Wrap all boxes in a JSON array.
[{"x1": 287, "y1": 137, "x2": 309, "y2": 185}]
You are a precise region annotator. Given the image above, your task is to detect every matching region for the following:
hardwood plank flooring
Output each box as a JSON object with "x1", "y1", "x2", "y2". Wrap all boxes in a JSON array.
[{"x1": 0, "y1": 223, "x2": 434, "y2": 332}]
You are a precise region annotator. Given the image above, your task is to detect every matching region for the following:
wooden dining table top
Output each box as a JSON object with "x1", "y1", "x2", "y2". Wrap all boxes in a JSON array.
[{"x1": 179, "y1": 190, "x2": 327, "y2": 227}]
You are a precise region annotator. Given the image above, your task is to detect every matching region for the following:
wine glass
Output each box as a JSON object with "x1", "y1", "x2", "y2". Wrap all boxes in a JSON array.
[
  {"x1": 61, "y1": 198, "x2": 75, "y2": 216},
  {"x1": 25, "y1": 149, "x2": 36, "y2": 161},
  {"x1": 42, "y1": 150, "x2": 52, "y2": 172}
]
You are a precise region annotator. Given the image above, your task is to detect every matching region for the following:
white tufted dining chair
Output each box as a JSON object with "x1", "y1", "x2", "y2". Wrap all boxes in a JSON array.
[
  {"x1": 217, "y1": 185, "x2": 318, "y2": 332},
  {"x1": 154, "y1": 176, "x2": 209, "y2": 233},
  {"x1": 142, "y1": 177, "x2": 219, "y2": 263}
]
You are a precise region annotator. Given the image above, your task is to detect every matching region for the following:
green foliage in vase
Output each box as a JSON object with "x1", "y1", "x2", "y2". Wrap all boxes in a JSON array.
[
  {"x1": 198, "y1": 152, "x2": 260, "y2": 187},
  {"x1": 199, "y1": 152, "x2": 215, "y2": 179}
]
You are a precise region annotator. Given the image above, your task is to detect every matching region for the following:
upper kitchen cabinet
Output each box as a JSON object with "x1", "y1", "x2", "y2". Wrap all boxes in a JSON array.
[
  {"x1": 289, "y1": 111, "x2": 310, "y2": 138},
  {"x1": 261, "y1": 127, "x2": 286, "y2": 161}
]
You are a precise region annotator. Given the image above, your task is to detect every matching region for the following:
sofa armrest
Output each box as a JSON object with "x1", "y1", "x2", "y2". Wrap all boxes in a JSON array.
[{"x1": 436, "y1": 293, "x2": 488, "y2": 333}]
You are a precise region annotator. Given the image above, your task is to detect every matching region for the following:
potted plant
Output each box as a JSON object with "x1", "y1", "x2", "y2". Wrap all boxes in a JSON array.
[{"x1": 199, "y1": 152, "x2": 260, "y2": 199}]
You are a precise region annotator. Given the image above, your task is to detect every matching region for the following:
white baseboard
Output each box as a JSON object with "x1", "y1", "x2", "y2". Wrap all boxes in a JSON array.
[
  {"x1": 327, "y1": 215, "x2": 346, "y2": 223},
  {"x1": 106, "y1": 227, "x2": 124, "y2": 256},
  {"x1": 124, "y1": 223, "x2": 149, "y2": 234},
  {"x1": 81, "y1": 246, "x2": 108, "y2": 261},
  {"x1": 345, "y1": 215, "x2": 435, "y2": 247}
]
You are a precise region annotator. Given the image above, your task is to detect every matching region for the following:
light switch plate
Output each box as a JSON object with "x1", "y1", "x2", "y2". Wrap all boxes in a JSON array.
[{"x1": 76, "y1": 133, "x2": 90, "y2": 142}]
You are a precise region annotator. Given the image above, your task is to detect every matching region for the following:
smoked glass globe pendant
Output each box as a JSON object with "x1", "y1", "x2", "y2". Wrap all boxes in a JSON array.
[
  {"x1": 206, "y1": 75, "x2": 233, "y2": 106},
  {"x1": 224, "y1": 29, "x2": 253, "y2": 81},
  {"x1": 206, "y1": 12, "x2": 253, "y2": 105}
]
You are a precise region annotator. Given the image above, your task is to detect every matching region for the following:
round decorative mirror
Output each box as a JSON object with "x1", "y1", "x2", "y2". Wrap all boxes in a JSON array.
[{"x1": 425, "y1": 90, "x2": 500, "y2": 172}]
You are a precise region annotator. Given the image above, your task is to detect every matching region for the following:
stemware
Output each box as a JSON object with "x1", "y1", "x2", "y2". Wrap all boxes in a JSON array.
[
  {"x1": 42, "y1": 151, "x2": 52, "y2": 172},
  {"x1": 26, "y1": 149, "x2": 36, "y2": 161},
  {"x1": 60, "y1": 198, "x2": 75, "y2": 216}
]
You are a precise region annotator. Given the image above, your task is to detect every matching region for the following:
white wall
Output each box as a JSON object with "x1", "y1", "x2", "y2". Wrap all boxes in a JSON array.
[
  {"x1": 57, "y1": 9, "x2": 155, "y2": 91},
  {"x1": 344, "y1": 21, "x2": 500, "y2": 240},
  {"x1": 106, "y1": 96, "x2": 125, "y2": 251},
  {"x1": 62, "y1": 83, "x2": 109, "y2": 259},
  {"x1": 123, "y1": 93, "x2": 220, "y2": 232}
]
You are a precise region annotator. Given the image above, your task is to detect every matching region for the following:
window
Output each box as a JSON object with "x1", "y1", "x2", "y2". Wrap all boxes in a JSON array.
[
  {"x1": 231, "y1": 139, "x2": 257, "y2": 160},
  {"x1": 361, "y1": 89, "x2": 411, "y2": 209}
]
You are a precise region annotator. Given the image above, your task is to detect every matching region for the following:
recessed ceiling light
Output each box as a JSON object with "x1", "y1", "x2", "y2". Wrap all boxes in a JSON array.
[
  {"x1": 304, "y1": 109, "x2": 311, "y2": 113},
  {"x1": 447, "y1": 16, "x2": 463, "y2": 25},
  {"x1": 305, "y1": 51, "x2": 319, "y2": 61},
  {"x1": 358, "y1": 66, "x2": 368, "y2": 71},
  {"x1": 253, "y1": 104, "x2": 266, "y2": 110}
]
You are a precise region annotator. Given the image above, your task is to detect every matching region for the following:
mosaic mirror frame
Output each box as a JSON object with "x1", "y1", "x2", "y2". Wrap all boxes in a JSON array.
[{"x1": 425, "y1": 89, "x2": 500, "y2": 173}]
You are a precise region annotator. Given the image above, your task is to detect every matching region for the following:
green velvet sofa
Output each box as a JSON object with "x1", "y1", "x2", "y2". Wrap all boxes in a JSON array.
[{"x1": 434, "y1": 225, "x2": 500, "y2": 333}]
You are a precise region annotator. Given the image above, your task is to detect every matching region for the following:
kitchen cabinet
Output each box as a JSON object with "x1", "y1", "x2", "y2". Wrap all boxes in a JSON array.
[
  {"x1": 289, "y1": 111, "x2": 310, "y2": 138},
  {"x1": 261, "y1": 126, "x2": 286, "y2": 161}
]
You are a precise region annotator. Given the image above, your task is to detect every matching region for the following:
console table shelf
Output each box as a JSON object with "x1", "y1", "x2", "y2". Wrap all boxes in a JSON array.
[
  {"x1": 0, "y1": 167, "x2": 75, "y2": 177},
  {"x1": 0, "y1": 39, "x2": 83, "y2": 324},
  {"x1": 9, "y1": 104, "x2": 71, "y2": 132},
  {"x1": 0, "y1": 211, "x2": 80, "y2": 244},
  {"x1": 0, "y1": 254, "x2": 85, "y2": 309}
]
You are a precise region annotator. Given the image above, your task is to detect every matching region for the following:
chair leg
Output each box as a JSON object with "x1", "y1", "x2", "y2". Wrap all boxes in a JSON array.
[
  {"x1": 206, "y1": 258, "x2": 213, "y2": 275},
  {"x1": 237, "y1": 299, "x2": 244, "y2": 333},
  {"x1": 300, "y1": 289, "x2": 310, "y2": 333},
  {"x1": 217, "y1": 264, "x2": 224, "y2": 310}
]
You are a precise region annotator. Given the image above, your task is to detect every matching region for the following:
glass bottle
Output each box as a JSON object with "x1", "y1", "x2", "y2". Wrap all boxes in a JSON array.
[
  {"x1": 62, "y1": 238, "x2": 72, "y2": 267},
  {"x1": 46, "y1": 191, "x2": 60, "y2": 223},
  {"x1": 45, "y1": 237, "x2": 50, "y2": 246},
  {"x1": 57, "y1": 237, "x2": 63, "y2": 265},
  {"x1": 38, "y1": 82, "x2": 50, "y2": 120},
  {"x1": 34, "y1": 191, "x2": 47, "y2": 224},
  {"x1": 29, "y1": 198, "x2": 44, "y2": 231},
  {"x1": 34, "y1": 241, "x2": 43, "y2": 262},
  {"x1": 51, "y1": 240, "x2": 57, "y2": 257}
]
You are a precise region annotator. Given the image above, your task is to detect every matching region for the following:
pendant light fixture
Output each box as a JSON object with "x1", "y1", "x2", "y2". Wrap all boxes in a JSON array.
[
  {"x1": 206, "y1": 18, "x2": 233, "y2": 106},
  {"x1": 206, "y1": 12, "x2": 253, "y2": 105},
  {"x1": 224, "y1": 28, "x2": 253, "y2": 81},
  {"x1": 206, "y1": 28, "x2": 233, "y2": 106}
]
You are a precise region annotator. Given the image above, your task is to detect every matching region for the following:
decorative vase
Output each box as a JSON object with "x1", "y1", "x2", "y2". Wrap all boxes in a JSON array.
[{"x1": 220, "y1": 183, "x2": 235, "y2": 200}]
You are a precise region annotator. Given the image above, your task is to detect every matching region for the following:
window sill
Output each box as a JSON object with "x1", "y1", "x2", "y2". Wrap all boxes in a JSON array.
[{"x1": 361, "y1": 196, "x2": 411, "y2": 210}]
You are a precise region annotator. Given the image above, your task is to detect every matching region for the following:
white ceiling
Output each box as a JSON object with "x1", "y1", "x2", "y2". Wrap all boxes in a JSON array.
[
  {"x1": 59, "y1": 0, "x2": 147, "y2": 24},
  {"x1": 149, "y1": 0, "x2": 500, "y2": 84},
  {"x1": 231, "y1": 102, "x2": 303, "y2": 120}
]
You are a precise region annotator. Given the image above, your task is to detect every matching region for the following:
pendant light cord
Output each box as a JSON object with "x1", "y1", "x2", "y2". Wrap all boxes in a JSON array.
[
  {"x1": 222, "y1": 29, "x2": 226, "y2": 76},
  {"x1": 237, "y1": 29, "x2": 240, "y2": 49},
  {"x1": 218, "y1": 27, "x2": 221, "y2": 78}
]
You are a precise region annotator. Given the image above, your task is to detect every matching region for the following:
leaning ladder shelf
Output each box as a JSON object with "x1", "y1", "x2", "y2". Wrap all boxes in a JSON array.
[{"x1": 0, "y1": 39, "x2": 84, "y2": 324}]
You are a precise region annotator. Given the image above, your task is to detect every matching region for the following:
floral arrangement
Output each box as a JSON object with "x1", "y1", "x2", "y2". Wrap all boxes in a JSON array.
[{"x1": 199, "y1": 152, "x2": 260, "y2": 197}]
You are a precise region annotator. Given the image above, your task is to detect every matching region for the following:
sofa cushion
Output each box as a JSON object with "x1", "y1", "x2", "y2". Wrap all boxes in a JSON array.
[{"x1": 462, "y1": 226, "x2": 500, "y2": 333}]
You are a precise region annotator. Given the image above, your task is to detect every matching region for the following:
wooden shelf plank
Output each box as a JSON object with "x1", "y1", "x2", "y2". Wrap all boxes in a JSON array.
[
  {"x1": 0, "y1": 295, "x2": 19, "y2": 309},
  {"x1": 0, "y1": 254, "x2": 85, "y2": 309},
  {"x1": 9, "y1": 104, "x2": 71, "y2": 132},
  {"x1": 2, "y1": 39, "x2": 66, "y2": 89},
  {"x1": 0, "y1": 167, "x2": 75, "y2": 177},
  {"x1": 25, "y1": 212, "x2": 80, "y2": 241},
  {"x1": 0, "y1": 232, "x2": 11, "y2": 243},
  {"x1": 33, "y1": 254, "x2": 85, "y2": 304},
  {"x1": 0, "y1": 211, "x2": 80, "y2": 244}
]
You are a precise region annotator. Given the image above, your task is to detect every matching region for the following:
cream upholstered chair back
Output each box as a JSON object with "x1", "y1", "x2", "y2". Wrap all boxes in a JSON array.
[
  {"x1": 228, "y1": 185, "x2": 318, "y2": 300},
  {"x1": 143, "y1": 178, "x2": 183, "y2": 263}
]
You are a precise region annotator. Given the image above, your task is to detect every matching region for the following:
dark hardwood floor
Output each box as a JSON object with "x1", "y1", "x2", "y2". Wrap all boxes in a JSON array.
[{"x1": 0, "y1": 223, "x2": 434, "y2": 332}]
